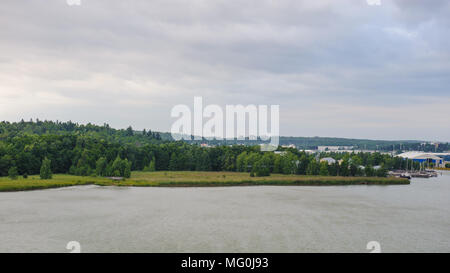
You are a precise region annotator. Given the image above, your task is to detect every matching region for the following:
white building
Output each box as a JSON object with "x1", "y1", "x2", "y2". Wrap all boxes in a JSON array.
[
  {"x1": 398, "y1": 152, "x2": 445, "y2": 167},
  {"x1": 317, "y1": 146, "x2": 354, "y2": 152},
  {"x1": 320, "y1": 157, "x2": 337, "y2": 165},
  {"x1": 282, "y1": 144, "x2": 296, "y2": 149}
]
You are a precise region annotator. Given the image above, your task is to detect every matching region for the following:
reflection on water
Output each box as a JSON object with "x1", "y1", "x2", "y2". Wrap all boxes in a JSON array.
[{"x1": 1, "y1": 172, "x2": 449, "y2": 253}]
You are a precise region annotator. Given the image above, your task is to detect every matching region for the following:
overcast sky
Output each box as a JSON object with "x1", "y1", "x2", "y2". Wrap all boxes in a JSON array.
[{"x1": 0, "y1": 0, "x2": 449, "y2": 141}]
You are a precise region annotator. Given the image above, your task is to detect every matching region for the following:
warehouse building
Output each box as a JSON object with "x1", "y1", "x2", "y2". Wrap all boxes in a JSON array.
[{"x1": 398, "y1": 152, "x2": 445, "y2": 167}]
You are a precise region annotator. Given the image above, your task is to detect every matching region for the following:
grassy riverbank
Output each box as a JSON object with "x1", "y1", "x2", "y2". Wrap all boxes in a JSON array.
[
  {"x1": 434, "y1": 167, "x2": 450, "y2": 171},
  {"x1": 0, "y1": 171, "x2": 409, "y2": 192},
  {"x1": 0, "y1": 175, "x2": 111, "y2": 192}
]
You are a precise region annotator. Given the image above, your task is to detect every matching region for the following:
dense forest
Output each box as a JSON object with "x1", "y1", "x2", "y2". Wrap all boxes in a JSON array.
[
  {"x1": 0, "y1": 119, "x2": 168, "y2": 144},
  {"x1": 0, "y1": 120, "x2": 429, "y2": 179}
]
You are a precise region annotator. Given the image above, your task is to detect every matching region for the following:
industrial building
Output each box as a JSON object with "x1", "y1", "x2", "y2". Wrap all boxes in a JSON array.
[{"x1": 398, "y1": 152, "x2": 446, "y2": 167}]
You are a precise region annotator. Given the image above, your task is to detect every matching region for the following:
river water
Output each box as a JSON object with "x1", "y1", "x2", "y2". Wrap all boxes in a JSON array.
[{"x1": 1, "y1": 172, "x2": 449, "y2": 253}]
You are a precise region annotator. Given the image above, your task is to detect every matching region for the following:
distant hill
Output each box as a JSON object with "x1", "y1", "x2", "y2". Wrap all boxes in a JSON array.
[
  {"x1": 1, "y1": 120, "x2": 447, "y2": 152},
  {"x1": 278, "y1": 136, "x2": 420, "y2": 150},
  {"x1": 182, "y1": 135, "x2": 446, "y2": 153}
]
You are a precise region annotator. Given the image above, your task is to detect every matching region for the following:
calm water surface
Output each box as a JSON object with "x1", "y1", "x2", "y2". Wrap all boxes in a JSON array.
[{"x1": 1, "y1": 172, "x2": 449, "y2": 252}]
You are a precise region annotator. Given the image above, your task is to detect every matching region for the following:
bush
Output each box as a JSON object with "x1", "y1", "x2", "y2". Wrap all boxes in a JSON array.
[
  {"x1": 446, "y1": 163, "x2": 450, "y2": 168},
  {"x1": 23, "y1": 173, "x2": 28, "y2": 179}
]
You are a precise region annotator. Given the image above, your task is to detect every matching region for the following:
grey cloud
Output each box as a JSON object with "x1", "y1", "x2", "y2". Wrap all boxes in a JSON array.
[
  {"x1": 0, "y1": 0, "x2": 449, "y2": 140},
  {"x1": 392, "y1": 0, "x2": 450, "y2": 26}
]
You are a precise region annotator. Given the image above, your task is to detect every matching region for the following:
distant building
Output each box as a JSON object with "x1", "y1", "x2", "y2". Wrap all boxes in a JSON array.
[
  {"x1": 317, "y1": 146, "x2": 354, "y2": 152},
  {"x1": 398, "y1": 152, "x2": 445, "y2": 167},
  {"x1": 320, "y1": 157, "x2": 336, "y2": 165},
  {"x1": 282, "y1": 144, "x2": 296, "y2": 149}
]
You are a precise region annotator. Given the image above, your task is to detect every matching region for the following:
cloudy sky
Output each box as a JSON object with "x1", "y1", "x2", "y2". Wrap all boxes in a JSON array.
[{"x1": 0, "y1": 0, "x2": 449, "y2": 141}]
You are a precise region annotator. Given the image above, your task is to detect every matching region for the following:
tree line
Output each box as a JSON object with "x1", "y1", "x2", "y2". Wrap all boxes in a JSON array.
[
  {"x1": 0, "y1": 133, "x2": 418, "y2": 179},
  {"x1": 3, "y1": 120, "x2": 448, "y2": 153},
  {"x1": 0, "y1": 120, "x2": 166, "y2": 144}
]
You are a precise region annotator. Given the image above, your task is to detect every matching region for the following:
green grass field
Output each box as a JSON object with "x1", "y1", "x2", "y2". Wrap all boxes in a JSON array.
[{"x1": 0, "y1": 171, "x2": 409, "y2": 192}]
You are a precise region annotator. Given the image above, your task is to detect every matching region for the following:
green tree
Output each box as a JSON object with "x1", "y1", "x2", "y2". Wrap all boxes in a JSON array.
[
  {"x1": 329, "y1": 162, "x2": 339, "y2": 176},
  {"x1": 339, "y1": 160, "x2": 350, "y2": 176},
  {"x1": 195, "y1": 150, "x2": 211, "y2": 171},
  {"x1": 349, "y1": 162, "x2": 358, "y2": 176},
  {"x1": 365, "y1": 165, "x2": 375, "y2": 177},
  {"x1": 144, "y1": 157, "x2": 156, "y2": 172},
  {"x1": 236, "y1": 152, "x2": 247, "y2": 172},
  {"x1": 306, "y1": 159, "x2": 319, "y2": 175},
  {"x1": 149, "y1": 158, "x2": 156, "y2": 171},
  {"x1": 126, "y1": 126, "x2": 134, "y2": 136},
  {"x1": 376, "y1": 165, "x2": 388, "y2": 177},
  {"x1": 69, "y1": 165, "x2": 77, "y2": 175},
  {"x1": 261, "y1": 153, "x2": 274, "y2": 173},
  {"x1": 123, "y1": 159, "x2": 131, "y2": 178},
  {"x1": 108, "y1": 156, "x2": 131, "y2": 178},
  {"x1": 222, "y1": 151, "x2": 235, "y2": 171},
  {"x1": 246, "y1": 152, "x2": 261, "y2": 172},
  {"x1": 252, "y1": 159, "x2": 270, "y2": 177},
  {"x1": 75, "y1": 150, "x2": 95, "y2": 176},
  {"x1": 95, "y1": 157, "x2": 108, "y2": 176},
  {"x1": 273, "y1": 155, "x2": 281, "y2": 173},
  {"x1": 8, "y1": 166, "x2": 18, "y2": 180},
  {"x1": 111, "y1": 155, "x2": 127, "y2": 177},
  {"x1": 40, "y1": 157, "x2": 52, "y2": 179},
  {"x1": 319, "y1": 162, "x2": 329, "y2": 176},
  {"x1": 0, "y1": 155, "x2": 14, "y2": 177},
  {"x1": 280, "y1": 152, "x2": 297, "y2": 174},
  {"x1": 296, "y1": 154, "x2": 309, "y2": 175},
  {"x1": 169, "y1": 153, "x2": 178, "y2": 171}
]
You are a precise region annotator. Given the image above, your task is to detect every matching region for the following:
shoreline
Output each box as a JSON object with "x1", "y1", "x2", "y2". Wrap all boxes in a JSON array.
[{"x1": 0, "y1": 172, "x2": 409, "y2": 192}]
